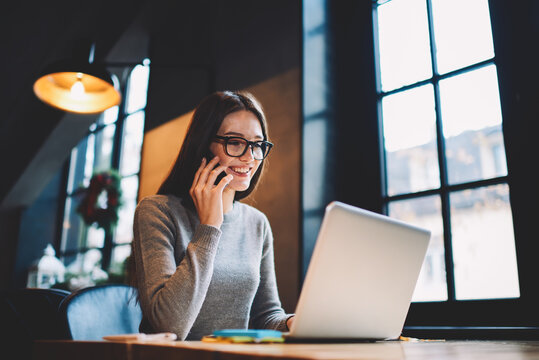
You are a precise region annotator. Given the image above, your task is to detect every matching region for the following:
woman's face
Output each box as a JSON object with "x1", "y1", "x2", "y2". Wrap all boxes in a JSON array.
[{"x1": 209, "y1": 110, "x2": 264, "y2": 192}]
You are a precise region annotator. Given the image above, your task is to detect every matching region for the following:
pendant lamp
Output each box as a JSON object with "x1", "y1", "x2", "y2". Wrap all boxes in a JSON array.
[{"x1": 33, "y1": 43, "x2": 121, "y2": 114}]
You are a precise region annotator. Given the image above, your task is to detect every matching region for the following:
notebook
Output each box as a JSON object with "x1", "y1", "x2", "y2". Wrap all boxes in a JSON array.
[{"x1": 285, "y1": 201, "x2": 431, "y2": 342}]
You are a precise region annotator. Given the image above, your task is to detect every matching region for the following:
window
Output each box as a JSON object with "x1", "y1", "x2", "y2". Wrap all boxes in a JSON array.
[
  {"x1": 59, "y1": 61, "x2": 149, "y2": 282},
  {"x1": 373, "y1": 0, "x2": 518, "y2": 304}
]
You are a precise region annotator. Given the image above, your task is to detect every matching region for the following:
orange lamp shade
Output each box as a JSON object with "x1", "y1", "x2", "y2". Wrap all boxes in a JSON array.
[{"x1": 33, "y1": 60, "x2": 121, "y2": 114}]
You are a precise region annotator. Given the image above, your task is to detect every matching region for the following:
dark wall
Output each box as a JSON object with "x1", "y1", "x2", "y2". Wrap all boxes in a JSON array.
[
  {"x1": 243, "y1": 70, "x2": 301, "y2": 312},
  {"x1": 489, "y1": 0, "x2": 539, "y2": 302},
  {"x1": 145, "y1": 0, "x2": 300, "y2": 131},
  {"x1": 0, "y1": 209, "x2": 23, "y2": 287}
]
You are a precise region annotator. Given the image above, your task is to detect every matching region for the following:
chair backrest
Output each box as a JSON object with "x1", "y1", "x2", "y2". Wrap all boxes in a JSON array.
[
  {"x1": 1, "y1": 288, "x2": 71, "y2": 360},
  {"x1": 60, "y1": 284, "x2": 142, "y2": 340}
]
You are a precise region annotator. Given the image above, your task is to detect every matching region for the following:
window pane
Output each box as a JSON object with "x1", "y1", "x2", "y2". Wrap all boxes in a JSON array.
[
  {"x1": 303, "y1": 118, "x2": 328, "y2": 211},
  {"x1": 304, "y1": 0, "x2": 328, "y2": 118},
  {"x1": 115, "y1": 175, "x2": 139, "y2": 244},
  {"x1": 110, "y1": 244, "x2": 132, "y2": 278},
  {"x1": 126, "y1": 64, "x2": 150, "y2": 114},
  {"x1": 450, "y1": 184, "x2": 520, "y2": 300},
  {"x1": 101, "y1": 106, "x2": 119, "y2": 126},
  {"x1": 63, "y1": 253, "x2": 86, "y2": 275},
  {"x1": 93, "y1": 125, "x2": 116, "y2": 174},
  {"x1": 439, "y1": 65, "x2": 506, "y2": 185},
  {"x1": 431, "y1": 0, "x2": 494, "y2": 74},
  {"x1": 86, "y1": 226, "x2": 105, "y2": 248},
  {"x1": 64, "y1": 249, "x2": 106, "y2": 289},
  {"x1": 304, "y1": 32, "x2": 328, "y2": 116},
  {"x1": 89, "y1": 106, "x2": 119, "y2": 131},
  {"x1": 61, "y1": 196, "x2": 86, "y2": 253},
  {"x1": 67, "y1": 139, "x2": 90, "y2": 194},
  {"x1": 377, "y1": 0, "x2": 432, "y2": 91},
  {"x1": 120, "y1": 112, "x2": 145, "y2": 176},
  {"x1": 389, "y1": 196, "x2": 447, "y2": 302},
  {"x1": 61, "y1": 253, "x2": 78, "y2": 271},
  {"x1": 382, "y1": 84, "x2": 440, "y2": 195}
]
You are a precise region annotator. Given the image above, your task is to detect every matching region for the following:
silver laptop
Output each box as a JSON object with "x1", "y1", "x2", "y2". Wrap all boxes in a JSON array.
[{"x1": 285, "y1": 201, "x2": 431, "y2": 342}]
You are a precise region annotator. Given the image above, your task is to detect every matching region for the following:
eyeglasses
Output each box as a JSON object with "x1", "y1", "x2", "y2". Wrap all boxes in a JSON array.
[{"x1": 214, "y1": 135, "x2": 274, "y2": 160}]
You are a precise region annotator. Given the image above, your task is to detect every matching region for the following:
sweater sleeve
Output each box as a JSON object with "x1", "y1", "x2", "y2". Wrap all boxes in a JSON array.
[
  {"x1": 248, "y1": 215, "x2": 294, "y2": 331},
  {"x1": 132, "y1": 197, "x2": 221, "y2": 340}
]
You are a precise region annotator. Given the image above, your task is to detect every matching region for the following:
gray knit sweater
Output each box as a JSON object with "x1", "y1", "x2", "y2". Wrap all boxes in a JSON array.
[{"x1": 132, "y1": 194, "x2": 292, "y2": 340}]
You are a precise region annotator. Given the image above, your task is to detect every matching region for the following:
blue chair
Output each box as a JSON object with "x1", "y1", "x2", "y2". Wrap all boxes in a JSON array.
[
  {"x1": 60, "y1": 284, "x2": 142, "y2": 340},
  {"x1": 1, "y1": 288, "x2": 71, "y2": 360}
]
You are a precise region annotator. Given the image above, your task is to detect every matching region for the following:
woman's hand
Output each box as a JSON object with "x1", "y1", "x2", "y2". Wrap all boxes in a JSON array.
[{"x1": 189, "y1": 156, "x2": 233, "y2": 228}]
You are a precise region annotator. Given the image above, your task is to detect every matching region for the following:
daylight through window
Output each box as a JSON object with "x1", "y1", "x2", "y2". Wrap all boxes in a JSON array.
[{"x1": 373, "y1": 0, "x2": 519, "y2": 302}]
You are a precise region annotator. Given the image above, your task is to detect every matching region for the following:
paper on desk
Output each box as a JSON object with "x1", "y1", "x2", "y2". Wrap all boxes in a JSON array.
[{"x1": 103, "y1": 332, "x2": 177, "y2": 342}]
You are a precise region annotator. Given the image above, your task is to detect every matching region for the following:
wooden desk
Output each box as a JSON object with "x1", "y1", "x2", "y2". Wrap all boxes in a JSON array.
[{"x1": 34, "y1": 339, "x2": 539, "y2": 360}]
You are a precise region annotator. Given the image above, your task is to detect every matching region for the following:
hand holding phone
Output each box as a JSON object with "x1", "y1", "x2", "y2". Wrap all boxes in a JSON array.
[
  {"x1": 189, "y1": 154, "x2": 233, "y2": 228},
  {"x1": 205, "y1": 151, "x2": 227, "y2": 185}
]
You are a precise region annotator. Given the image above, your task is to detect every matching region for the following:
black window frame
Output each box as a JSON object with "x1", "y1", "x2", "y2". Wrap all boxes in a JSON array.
[
  {"x1": 371, "y1": 0, "x2": 539, "y2": 335},
  {"x1": 374, "y1": 0, "x2": 511, "y2": 301}
]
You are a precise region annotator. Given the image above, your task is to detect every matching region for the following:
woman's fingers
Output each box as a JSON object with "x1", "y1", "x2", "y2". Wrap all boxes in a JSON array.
[
  {"x1": 206, "y1": 164, "x2": 228, "y2": 188},
  {"x1": 194, "y1": 157, "x2": 206, "y2": 182},
  {"x1": 215, "y1": 174, "x2": 234, "y2": 191},
  {"x1": 190, "y1": 155, "x2": 226, "y2": 204},
  {"x1": 196, "y1": 156, "x2": 220, "y2": 187},
  {"x1": 190, "y1": 157, "x2": 206, "y2": 194},
  {"x1": 189, "y1": 155, "x2": 232, "y2": 228}
]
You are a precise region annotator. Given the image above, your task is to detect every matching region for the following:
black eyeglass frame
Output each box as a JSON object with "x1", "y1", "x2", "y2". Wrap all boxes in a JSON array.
[{"x1": 214, "y1": 135, "x2": 274, "y2": 160}]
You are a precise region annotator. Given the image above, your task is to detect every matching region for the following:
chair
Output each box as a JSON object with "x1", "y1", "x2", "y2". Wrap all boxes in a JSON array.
[
  {"x1": 0, "y1": 288, "x2": 71, "y2": 360},
  {"x1": 60, "y1": 284, "x2": 142, "y2": 340}
]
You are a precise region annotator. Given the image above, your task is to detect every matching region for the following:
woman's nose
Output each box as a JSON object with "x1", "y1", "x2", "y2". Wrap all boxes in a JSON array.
[{"x1": 240, "y1": 145, "x2": 255, "y2": 161}]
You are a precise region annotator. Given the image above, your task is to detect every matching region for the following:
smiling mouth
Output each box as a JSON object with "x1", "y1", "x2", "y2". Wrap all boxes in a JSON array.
[{"x1": 229, "y1": 166, "x2": 251, "y2": 176}]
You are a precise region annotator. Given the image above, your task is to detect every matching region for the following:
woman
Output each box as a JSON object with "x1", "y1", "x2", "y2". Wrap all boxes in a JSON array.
[{"x1": 131, "y1": 90, "x2": 294, "y2": 340}]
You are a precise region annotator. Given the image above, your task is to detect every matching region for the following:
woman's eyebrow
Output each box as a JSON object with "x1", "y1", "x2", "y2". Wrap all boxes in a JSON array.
[{"x1": 224, "y1": 131, "x2": 264, "y2": 140}]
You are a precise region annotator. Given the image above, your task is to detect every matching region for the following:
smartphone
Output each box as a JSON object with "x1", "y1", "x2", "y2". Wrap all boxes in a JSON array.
[{"x1": 204, "y1": 151, "x2": 227, "y2": 185}]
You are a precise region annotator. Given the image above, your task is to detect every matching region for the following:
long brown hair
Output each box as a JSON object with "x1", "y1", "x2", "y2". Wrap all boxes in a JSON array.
[{"x1": 157, "y1": 90, "x2": 270, "y2": 206}]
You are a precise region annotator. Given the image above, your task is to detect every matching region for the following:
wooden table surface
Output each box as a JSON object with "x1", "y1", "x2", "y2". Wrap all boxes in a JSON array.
[{"x1": 34, "y1": 339, "x2": 539, "y2": 360}]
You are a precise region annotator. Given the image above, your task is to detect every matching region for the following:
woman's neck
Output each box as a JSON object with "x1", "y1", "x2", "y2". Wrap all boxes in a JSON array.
[{"x1": 222, "y1": 187, "x2": 235, "y2": 214}]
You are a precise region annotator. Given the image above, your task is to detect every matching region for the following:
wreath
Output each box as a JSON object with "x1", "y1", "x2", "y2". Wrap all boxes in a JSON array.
[{"x1": 76, "y1": 170, "x2": 122, "y2": 232}]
